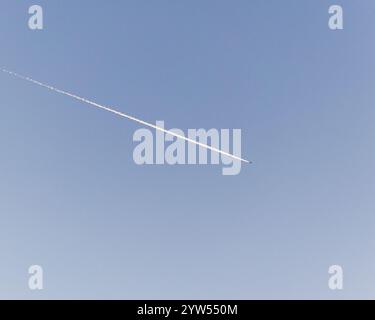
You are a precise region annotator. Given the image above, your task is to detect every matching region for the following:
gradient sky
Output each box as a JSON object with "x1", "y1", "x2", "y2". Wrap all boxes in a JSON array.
[{"x1": 0, "y1": 0, "x2": 374, "y2": 299}]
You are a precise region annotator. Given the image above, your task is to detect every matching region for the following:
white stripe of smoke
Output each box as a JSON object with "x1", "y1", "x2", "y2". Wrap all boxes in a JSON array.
[{"x1": 1, "y1": 68, "x2": 250, "y2": 163}]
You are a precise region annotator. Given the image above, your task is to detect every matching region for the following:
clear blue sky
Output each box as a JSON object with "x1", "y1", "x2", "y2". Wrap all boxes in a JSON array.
[{"x1": 0, "y1": 0, "x2": 374, "y2": 299}]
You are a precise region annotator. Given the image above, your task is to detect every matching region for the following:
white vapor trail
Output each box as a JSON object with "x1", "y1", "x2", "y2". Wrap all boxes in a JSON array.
[{"x1": 1, "y1": 68, "x2": 250, "y2": 163}]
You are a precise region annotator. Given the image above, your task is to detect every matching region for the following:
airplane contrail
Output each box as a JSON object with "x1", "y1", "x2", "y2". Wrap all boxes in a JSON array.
[{"x1": 1, "y1": 68, "x2": 250, "y2": 163}]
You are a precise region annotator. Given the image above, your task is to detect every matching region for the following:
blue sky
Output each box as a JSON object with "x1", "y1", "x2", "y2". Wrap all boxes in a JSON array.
[{"x1": 0, "y1": 1, "x2": 374, "y2": 299}]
